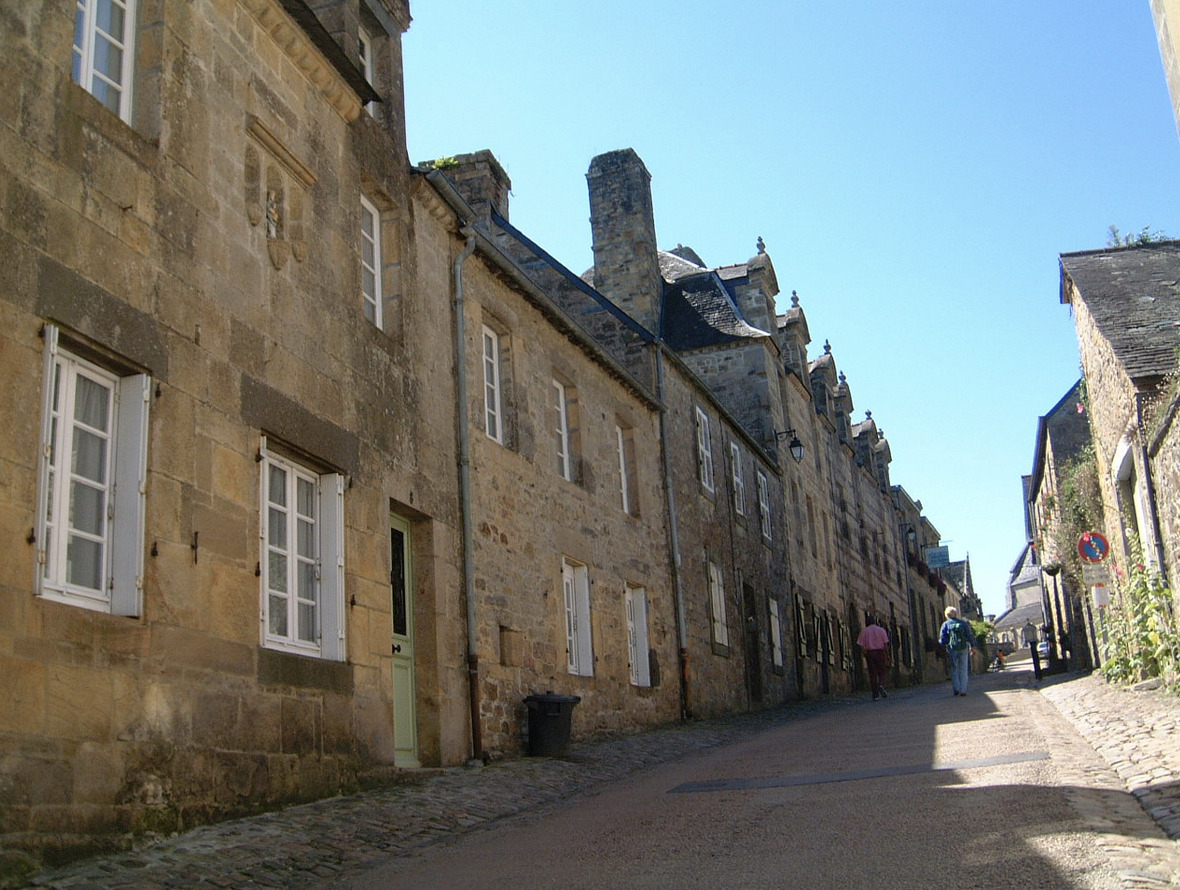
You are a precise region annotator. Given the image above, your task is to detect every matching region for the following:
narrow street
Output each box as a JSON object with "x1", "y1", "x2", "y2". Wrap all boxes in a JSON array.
[
  {"x1": 330, "y1": 669, "x2": 1173, "y2": 890},
  {"x1": 31, "y1": 666, "x2": 1179, "y2": 889}
]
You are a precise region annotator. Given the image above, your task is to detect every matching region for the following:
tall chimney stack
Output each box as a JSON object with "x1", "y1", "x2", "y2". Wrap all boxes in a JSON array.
[{"x1": 587, "y1": 149, "x2": 661, "y2": 334}]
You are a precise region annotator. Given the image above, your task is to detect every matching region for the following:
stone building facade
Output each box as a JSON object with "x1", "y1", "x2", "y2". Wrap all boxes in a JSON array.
[
  {"x1": 1023, "y1": 381, "x2": 1096, "y2": 671},
  {"x1": 1, "y1": 0, "x2": 477, "y2": 865},
  {"x1": 1, "y1": 0, "x2": 961, "y2": 870},
  {"x1": 1059, "y1": 244, "x2": 1180, "y2": 615}
]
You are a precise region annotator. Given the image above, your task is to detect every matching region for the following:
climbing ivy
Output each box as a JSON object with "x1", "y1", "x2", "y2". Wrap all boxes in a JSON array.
[{"x1": 1043, "y1": 443, "x2": 1104, "y2": 594}]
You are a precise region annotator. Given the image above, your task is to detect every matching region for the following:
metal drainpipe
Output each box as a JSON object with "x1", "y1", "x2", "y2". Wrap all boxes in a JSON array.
[
  {"x1": 656, "y1": 345, "x2": 691, "y2": 720},
  {"x1": 453, "y1": 230, "x2": 480, "y2": 759},
  {"x1": 897, "y1": 525, "x2": 921, "y2": 684}
]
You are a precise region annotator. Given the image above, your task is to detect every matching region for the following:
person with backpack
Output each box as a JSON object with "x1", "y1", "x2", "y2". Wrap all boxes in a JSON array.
[{"x1": 939, "y1": 606, "x2": 977, "y2": 696}]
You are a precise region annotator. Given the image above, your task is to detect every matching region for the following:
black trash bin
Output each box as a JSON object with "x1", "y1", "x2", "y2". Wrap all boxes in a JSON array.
[{"x1": 523, "y1": 693, "x2": 581, "y2": 757}]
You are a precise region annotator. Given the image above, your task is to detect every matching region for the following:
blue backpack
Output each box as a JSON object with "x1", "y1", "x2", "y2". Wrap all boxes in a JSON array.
[{"x1": 946, "y1": 619, "x2": 969, "y2": 651}]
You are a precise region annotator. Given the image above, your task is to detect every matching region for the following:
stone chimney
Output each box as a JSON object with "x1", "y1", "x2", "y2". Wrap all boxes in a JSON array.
[
  {"x1": 587, "y1": 149, "x2": 661, "y2": 333},
  {"x1": 434, "y1": 150, "x2": 511, "y2": 219}
]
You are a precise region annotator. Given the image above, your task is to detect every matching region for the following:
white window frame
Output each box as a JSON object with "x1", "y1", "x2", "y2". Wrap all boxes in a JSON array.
[
  {"x1": 616, "y1": 424, "x2": 638, "y2": 515},
  {"x1": 360, "y1": 196, "x2": 382, "y2": 328},
  {"x1": 35, "y1": 326, "x2": 149, "y2": 615},
  {"x1": 72, "y1": 0, "x2": 137, "y2": 122},
  {"x1": 553, "y1": 379, "x2": 571, "y2": 480},
  {"x1": 769, "y1": 598, "x2": 784, "y2": 668},
  {"x1": 730, "y1": 442, "x2": 746, "y2": 517},
  {"x1": 756, "y1": 469, "x2": 772, "y2": 541},
  {"x1": 482, "y1": 326, "x2": 503, "y2": 443},
  {"x1": 358, "y1": 26, "x2": 376, "y2": 116},
  {"x1": 695, "y1": 406, "x2": 714, "y2": 492},
  {"x1": 625, "y1": 584, "x2": 651, "y2": 687},
  {"x1": 563, "y1": 558, "x2": 593, "y2": 676},
  {"x1": 259, "y1": 439, "x2": 345, "y2": 661},
  {"x1": 708, "y1": 560, "x2": 728, "y2": 648}
]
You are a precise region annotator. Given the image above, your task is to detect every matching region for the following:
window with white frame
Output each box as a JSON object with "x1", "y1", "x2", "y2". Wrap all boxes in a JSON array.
[
  {"x1": 625, "y1": 584, "x2": 651, "y2": 687},
  {"x1": 72, "y1": 0, "x2": 137, "y2": 122},
  {"x1": 616, "y1": 423, "x2": 638, "y2": 515},
  {"x1": 756, "y1": 469, "x2": 772, "y2": 541},
  {"x1": 708, "y1": 560, "x2": 728, "y2": 649},
  {"x1": 260, "y1": 440, "x2": 345, "y2": 661},
  {"x1": 730, "y1": 442, "x2": 746, "y2": 517},
  {"x1": 482, "y1": 325, "x2": 503, "y2": 443},
  {"x1": 35, "y1": 326, "x2": 149, "y2": 615},
  {"x1": 360, "y1": 196, "x2": 382, "y2": 328},
  {"x1": 358, "y1": 27, "x2": 376, "y2": 116},
  {"x1": 562, "y1": 558, "x2": 593, "y2": 676},
  {"x1": 695, "y1": 407, "x2": 714, "y2": 492},
  {"x1": 553, "y1": 379, "x2": 571, "y2": 480},
  {"x1": 768, "y1": 598, "x2": 784, "y2": 669}
]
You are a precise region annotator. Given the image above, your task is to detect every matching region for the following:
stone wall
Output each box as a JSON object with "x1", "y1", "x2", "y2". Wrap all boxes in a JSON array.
[{"x1": 0, "y1": 0, "x2": 463, "y2": 864}]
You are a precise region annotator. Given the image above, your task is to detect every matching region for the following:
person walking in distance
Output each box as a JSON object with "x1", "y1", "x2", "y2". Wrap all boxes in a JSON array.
[
  {"x1": 856, "y1": 616, "x2": 891, "y2": 700},
  {"x1": 939, "y1": 606, "x2": 977, "y2": 696}
]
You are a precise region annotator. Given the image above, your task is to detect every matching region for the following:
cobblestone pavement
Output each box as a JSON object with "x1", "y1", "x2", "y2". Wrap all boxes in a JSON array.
[{"x1": 23, "y1": 669, "x2": 1180, "y2": 889}]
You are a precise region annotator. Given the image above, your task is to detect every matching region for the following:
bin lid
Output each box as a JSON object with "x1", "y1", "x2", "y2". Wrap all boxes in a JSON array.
[{"x1": 524, "y1": 693, "x2": 581, "y2": 704}]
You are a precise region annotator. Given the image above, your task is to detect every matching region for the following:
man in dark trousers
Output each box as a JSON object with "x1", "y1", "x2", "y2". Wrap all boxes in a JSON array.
[{"x1": 856, "y1": 616, "x2": 891, "y2": 700}]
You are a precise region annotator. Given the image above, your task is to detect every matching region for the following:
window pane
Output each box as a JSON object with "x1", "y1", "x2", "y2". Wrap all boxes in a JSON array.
[
  {"x1": 268, "y1": 507, "x2": 286, "y2": 548},
  {"x1": 297, "y1": 602, "x2": 316, "y2": 642},
  {"x1": 72, "y1": 428, "x2": 107, "y2": 483},
  {"x1": 70, "y1": 481, "x2": 106, "y2": 535},
  {"x1": 269, "y1": 465, "x2": 286, "y2": 506},
  {"x1": 297, "y1": 517, "x2": 314, "y2": 558},
  {"x1": 67, "y1": 535, "x2": 104, "y2": 590},
  {"x1": 74, "y1": 374, "x2": 111, "y2": 431},
  {"x1": 298, "y1": 560, "x2": 316, "y2": 600},
  {"x1": 269, "y1": 593, "x2": 288, "y2": 636},
  {"x1": 297, "y1": 477, "x2": 314, "y2": 517},
  {"x1": 268, "y1": 552, "x2": 288, "y2": 592},
  {"x1": 95, "y1": 0, "x2": 126, "y2": 40},
  {"x1": 72, "y1": 9, "x2": 85, "y2": 82},
  {"x1": 93, "y1": 35, "x2": 124, "y2": 84}
]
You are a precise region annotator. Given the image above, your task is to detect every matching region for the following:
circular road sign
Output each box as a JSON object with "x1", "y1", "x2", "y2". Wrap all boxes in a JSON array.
[{"x1": 1078, "y1": 531, "x2": 1110, "y2": 564}]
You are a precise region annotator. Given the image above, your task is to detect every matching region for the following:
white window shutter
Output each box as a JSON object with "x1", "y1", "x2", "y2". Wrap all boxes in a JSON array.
[
  {"x1": 110, "y1": 372, "x2": 150, "y2": 616},
  {"x1": 319, "y1": 472, "x2": 346, "y2": 661},
  {"x1": 34, "y1": 325, "x2": 60, "y2": 592}
]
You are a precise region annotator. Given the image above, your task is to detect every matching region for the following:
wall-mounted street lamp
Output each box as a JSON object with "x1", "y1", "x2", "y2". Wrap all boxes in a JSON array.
[{"x1": 775, "y1": 428, "x2": 805, "y2": 463}]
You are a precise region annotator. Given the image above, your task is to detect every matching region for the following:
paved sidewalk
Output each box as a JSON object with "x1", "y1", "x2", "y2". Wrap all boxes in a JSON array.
[{"x1": 22, "y1": 669, "x2": 1180, "y2": 889}]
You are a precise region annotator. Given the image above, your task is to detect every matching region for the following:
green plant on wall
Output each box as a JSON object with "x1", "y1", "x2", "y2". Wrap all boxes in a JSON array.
[
  {"x1": 1098, "y1": 535, "x2": 1179, "y2": 692},
  {"x1": 1046, "y1": 444, "x2": 1104, "y2": 593}
]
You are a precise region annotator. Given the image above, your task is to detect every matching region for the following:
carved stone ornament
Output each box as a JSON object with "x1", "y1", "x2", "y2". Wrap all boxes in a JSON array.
[{"x1": 268, "y1": 239, "x2": 290, "y2": 270}]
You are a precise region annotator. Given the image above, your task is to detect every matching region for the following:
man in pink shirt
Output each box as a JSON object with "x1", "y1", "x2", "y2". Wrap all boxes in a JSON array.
[{"x1": 856, "y1": 617, "x2": 891, "y2": 700}]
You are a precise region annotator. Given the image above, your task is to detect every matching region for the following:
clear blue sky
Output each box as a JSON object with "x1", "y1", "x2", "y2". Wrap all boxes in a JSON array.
[{"x1": 403, "y1": 2, "x2": 1180, "y2": 618}]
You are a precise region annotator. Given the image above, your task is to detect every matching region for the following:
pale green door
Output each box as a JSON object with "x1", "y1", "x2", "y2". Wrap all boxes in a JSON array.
[{"x1": 390, "y1": 516, "x2": 419, "y2": 767}]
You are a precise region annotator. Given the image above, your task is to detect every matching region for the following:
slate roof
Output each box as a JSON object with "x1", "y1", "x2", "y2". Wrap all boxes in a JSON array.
[
  {"x1": 659, "y1": 249, "x2": 706, "y2": 282},
  {"x1": 1060, "y1": 241, "x2": 1180, "y2": 382},
  {"x1": 993, "y1": 601, "x2": 1044, "y2": 632},
  {"x1": 661, "y1": 271, "x2": 768, "y2": 350}
]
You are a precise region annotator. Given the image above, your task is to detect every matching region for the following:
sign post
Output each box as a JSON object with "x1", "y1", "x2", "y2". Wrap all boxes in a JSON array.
[{"x1": 1078, "y1": 531, "x2": 1109, "y2": 564}]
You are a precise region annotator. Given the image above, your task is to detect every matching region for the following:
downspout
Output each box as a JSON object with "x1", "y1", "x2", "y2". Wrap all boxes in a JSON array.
[
  {"x1": 896, "y1": 522, "x2": 921, "y2": 684},
  {"x1": 656, "y1": 345, "x2": 691, "y2": 720},
  {"x1": 453, "y1": 230, "x2": 481, "y2": 759}
]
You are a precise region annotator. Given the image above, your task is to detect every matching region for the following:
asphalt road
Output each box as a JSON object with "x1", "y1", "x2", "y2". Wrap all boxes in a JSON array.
[{"x1": 331, "y1": 676, "x2": 1146, "y2": 890}]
